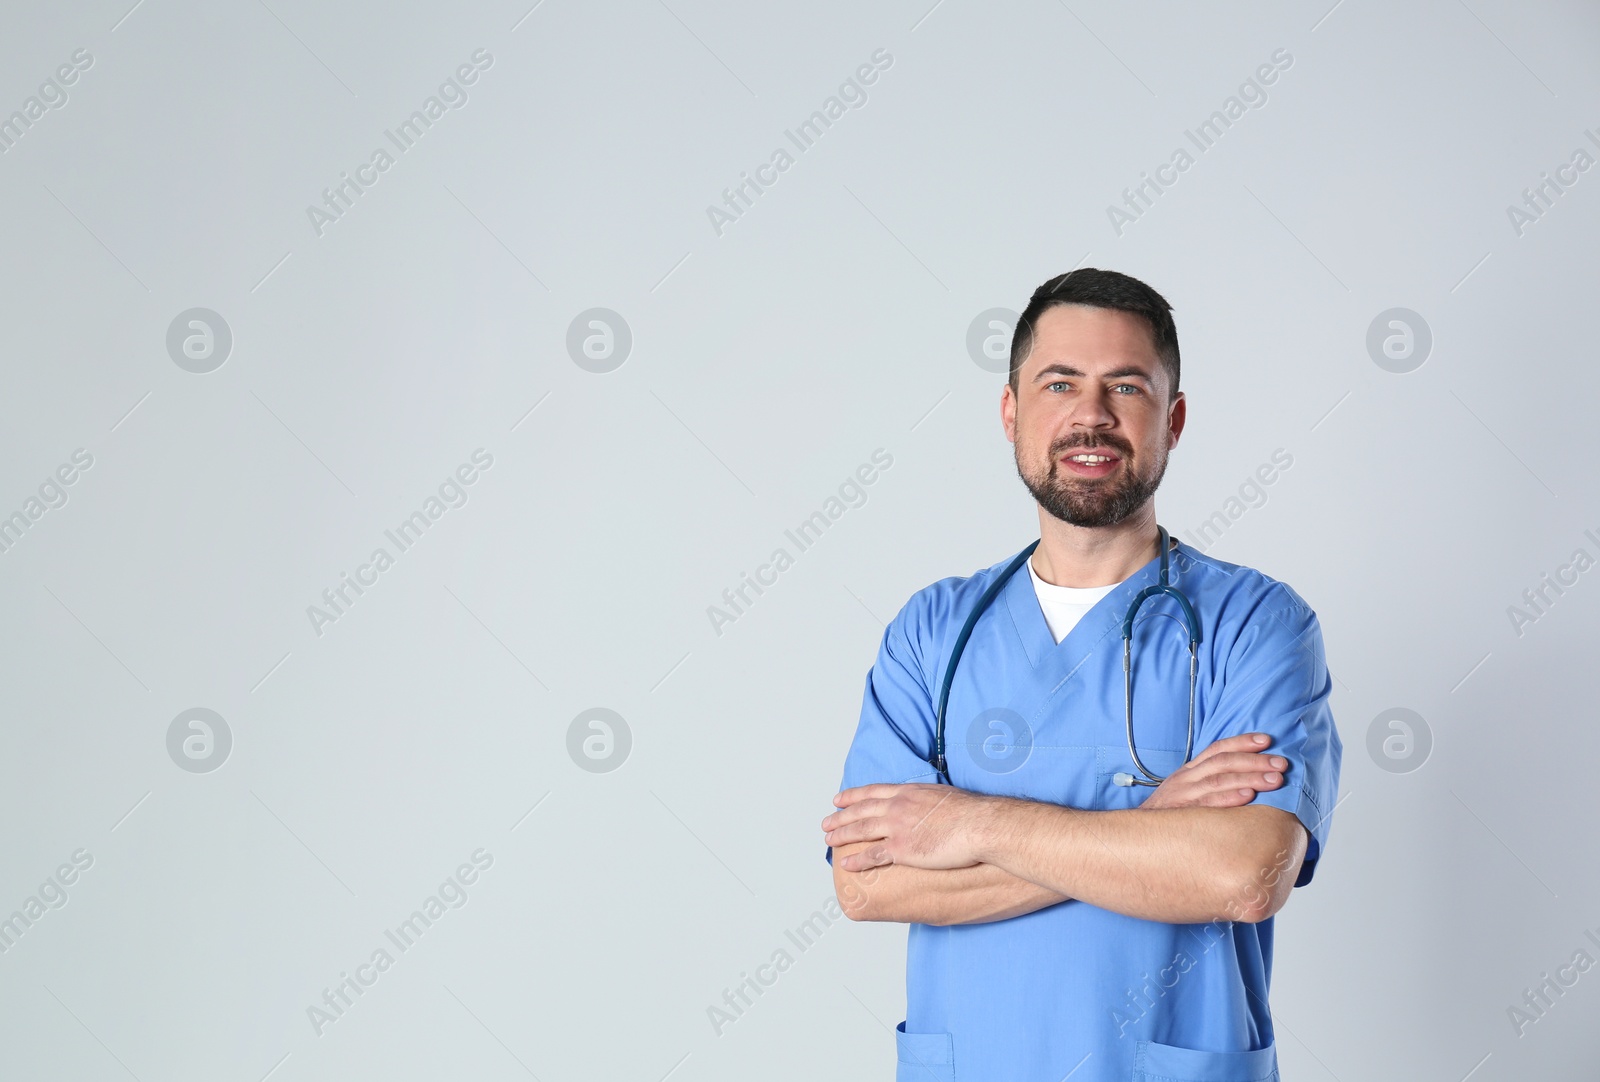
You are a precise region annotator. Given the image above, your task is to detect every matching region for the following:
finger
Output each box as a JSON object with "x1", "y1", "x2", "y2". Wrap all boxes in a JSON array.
[
  {"x1": 1151, "y1": 766, "x2": 1283, "y2": 811},
  {"x1": 838, "y1": 844, "x2": 892, "y2": 872},
  {"x1": 1195, "y1": 786, "x2": 1260, "y2": 808},
  {"x1": 825, "y1": 817, "x2": 887, "y2": 847},
  {"x1": 834, "y1": 784, "x2": 901, "y2": 807},
  {"x1": 1192, "y1": 733, "x2": 1274, "y2": 763},
  {"x1": 1190, "y1": 752, "x2": 1290, "y2": 776},
  {"x1": 1203, "y1": 769, "x2": 1285, "y2": 793},
  {"x1": 1210, "y1": 733, "x2": 1276, "y2": 758},
  {"x1": 1143, "y1": 782, "x2": 1254, "y2": 811},
  {"x1": 821, "y1": 798, "x2": 891, "y2": 831}
]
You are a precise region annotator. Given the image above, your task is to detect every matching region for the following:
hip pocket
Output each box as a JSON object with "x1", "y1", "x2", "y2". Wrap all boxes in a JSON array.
[
  {"x1": 1132, "y1": 1038, "x2": 1278, "y2": 1081},
  {"x1": 896, "y1": 1021, "x2": 955, "y2": 1082}
]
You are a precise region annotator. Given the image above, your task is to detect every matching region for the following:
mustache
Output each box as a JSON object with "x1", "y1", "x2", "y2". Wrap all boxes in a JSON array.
[{"x1": 1050, "y1": 435, "x2": 1132, "y2": 457}]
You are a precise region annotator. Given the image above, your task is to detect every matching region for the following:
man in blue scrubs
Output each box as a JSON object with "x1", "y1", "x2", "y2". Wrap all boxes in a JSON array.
[{"x1": 822, "y1": 268, "x2": 1342, "y2": 1081}]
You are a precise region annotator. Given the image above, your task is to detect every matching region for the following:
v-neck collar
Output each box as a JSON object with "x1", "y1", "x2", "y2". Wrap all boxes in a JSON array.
[{"x1": 1002, "y1": 533, "x2": 1186, "y2": 669}]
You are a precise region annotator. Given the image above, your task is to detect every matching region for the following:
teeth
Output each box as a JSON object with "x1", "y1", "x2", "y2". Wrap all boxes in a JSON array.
[{"x1": 1070, "y1": 454, "x2": 1112, "y2": 463}]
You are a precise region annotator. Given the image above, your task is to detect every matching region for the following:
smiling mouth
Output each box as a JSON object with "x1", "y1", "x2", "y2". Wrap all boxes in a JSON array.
[{"x1": 1059, "y1": 450, "x2": 1122, "y2": 478}]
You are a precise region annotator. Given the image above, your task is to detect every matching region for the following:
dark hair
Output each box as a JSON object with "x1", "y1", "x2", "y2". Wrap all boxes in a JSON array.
[{"x1": 1008, "y1": 268, "x2": 1180, "y2": 398}]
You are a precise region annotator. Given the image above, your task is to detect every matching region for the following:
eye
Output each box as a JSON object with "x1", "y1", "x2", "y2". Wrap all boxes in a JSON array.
[
  {"x1": 1112, "y1": 383, "x2": 1143, "y2": 395},
  {"x1": 1045, "y1": 381, "x2": 1069, "y2": 393}
]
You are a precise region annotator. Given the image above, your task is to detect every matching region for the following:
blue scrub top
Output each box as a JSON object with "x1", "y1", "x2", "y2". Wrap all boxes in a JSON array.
[{"x1": 830, "y1": 538, "x2": 1342, "y2": 1082}]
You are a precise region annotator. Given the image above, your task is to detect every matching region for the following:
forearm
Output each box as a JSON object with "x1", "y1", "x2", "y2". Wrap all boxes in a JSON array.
[
  {"x1": 833, "y1": 841, "x2": 1070, "y2": 926},
  {"x1": 975, "y1": 802, "x2": 1302, "y2": 925}
]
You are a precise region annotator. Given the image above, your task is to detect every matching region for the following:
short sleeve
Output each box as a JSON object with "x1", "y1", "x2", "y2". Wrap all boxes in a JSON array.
[
  {"x1": 825, "y1": 603, "x2": 942, "y2": 866},
  {"x1": 1201, "y1": 584, "x2": 1343, "y2": 887}
]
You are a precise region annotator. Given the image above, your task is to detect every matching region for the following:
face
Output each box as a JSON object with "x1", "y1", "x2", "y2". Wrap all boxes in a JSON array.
[{"x1": 1001, "y1": 304, "x2": 1184, "y2": 528}]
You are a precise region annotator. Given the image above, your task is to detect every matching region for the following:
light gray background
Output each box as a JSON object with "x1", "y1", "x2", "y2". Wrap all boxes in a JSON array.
[{"x1": 1, "y1": 0, "x2": 1596, "y2": 1079}]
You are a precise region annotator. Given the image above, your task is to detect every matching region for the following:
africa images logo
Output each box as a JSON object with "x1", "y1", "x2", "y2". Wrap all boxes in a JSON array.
[{"x1": 305, "y1": 50, "x2": 494, "y2": 237}]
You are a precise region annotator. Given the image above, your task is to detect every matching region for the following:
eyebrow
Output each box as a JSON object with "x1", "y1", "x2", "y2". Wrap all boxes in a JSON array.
[{"x1": 1031, "y1": 363, "x2": 1156, "y2": 384}]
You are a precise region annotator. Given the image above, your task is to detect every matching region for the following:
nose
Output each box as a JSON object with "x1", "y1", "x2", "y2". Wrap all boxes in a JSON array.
[{"x1": 1067, "y1": 383, "x2": 1117, "y2": 430}]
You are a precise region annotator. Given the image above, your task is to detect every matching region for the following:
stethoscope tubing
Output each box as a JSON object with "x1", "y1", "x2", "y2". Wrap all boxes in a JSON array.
[{"x1": 931, "y1": 526, "x2": 1202, "y2": 788}]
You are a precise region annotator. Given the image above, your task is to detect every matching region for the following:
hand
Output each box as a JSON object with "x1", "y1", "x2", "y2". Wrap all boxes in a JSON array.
[
  {"x1": 1140, "y1": 732, "x2": 1288, "y2": 810},
  {"x1": 821, "y1": 783, "x2": 992, "y2": 872}
]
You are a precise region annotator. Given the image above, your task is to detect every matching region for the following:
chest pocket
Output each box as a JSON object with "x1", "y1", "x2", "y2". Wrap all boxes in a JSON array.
[{"x1": 951, "y1": 716, "x2": 1102, "y2": 810}]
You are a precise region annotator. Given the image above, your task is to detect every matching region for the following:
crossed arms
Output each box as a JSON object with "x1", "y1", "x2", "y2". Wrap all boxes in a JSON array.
[{"x1": 823, "y1": 733, "x2": 1308, "y2": 927}]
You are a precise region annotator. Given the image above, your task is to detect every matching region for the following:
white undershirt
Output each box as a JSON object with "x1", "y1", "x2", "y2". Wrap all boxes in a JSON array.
[{"x1": 1027, "y1": 556, "x2": 1123, "y2": 644}]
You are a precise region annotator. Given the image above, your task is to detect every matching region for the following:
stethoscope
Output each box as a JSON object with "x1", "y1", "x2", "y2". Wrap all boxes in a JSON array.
[{"x1": 929, "y1": 525, "x2": 1202, "y2": 788}]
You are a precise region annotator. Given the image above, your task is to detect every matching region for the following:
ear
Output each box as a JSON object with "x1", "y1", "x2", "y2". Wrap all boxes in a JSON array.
[
  {"x1": 1001, "y1": 381, "x2": 1018, "y2": 445},
  {"x1": 1167, "y1": 391, "x2": 1186, "y2": 449}
]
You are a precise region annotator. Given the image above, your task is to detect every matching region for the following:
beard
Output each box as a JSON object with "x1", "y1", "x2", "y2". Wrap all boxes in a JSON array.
[{"x1": 1015, "y1": 433, "x2": 1168, "y2": 527}]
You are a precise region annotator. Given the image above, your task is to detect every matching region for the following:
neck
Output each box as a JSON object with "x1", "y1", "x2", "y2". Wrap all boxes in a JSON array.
[{"x1": 1029, "y1": 506, "x2": 1161, "y2": 587}]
